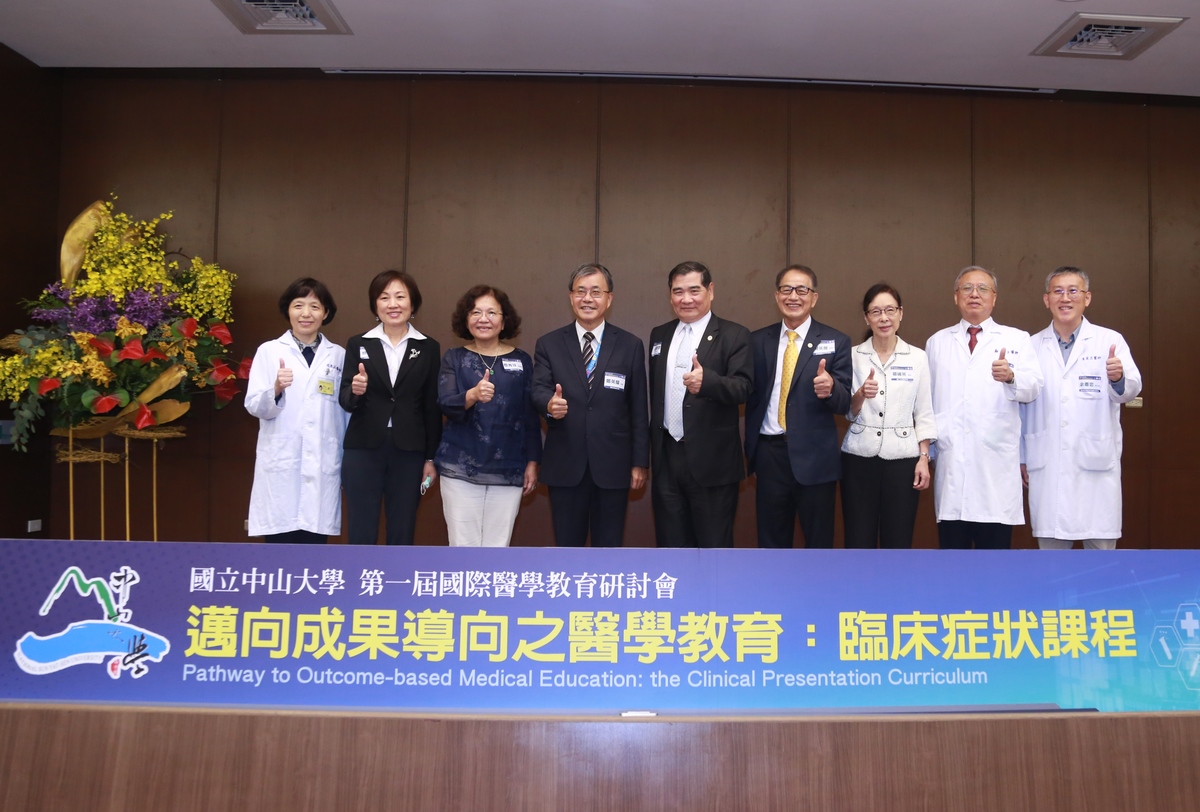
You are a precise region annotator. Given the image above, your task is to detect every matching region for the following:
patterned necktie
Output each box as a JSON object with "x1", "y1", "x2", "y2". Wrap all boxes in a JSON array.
[
  {"x1": 666, "y1": 325, "x2": 691, "y2": 441},
  {"x1": 778, "y1": 330, "x2": 798, "y2": 430},
  {"x1": 968, "y1": 326, "x2": 982, "y2": 354},
  {"x1": 582, "y1": 331, "x2": 596, "y2": 388}
]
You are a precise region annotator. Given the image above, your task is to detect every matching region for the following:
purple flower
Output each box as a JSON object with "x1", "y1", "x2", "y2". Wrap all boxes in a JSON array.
[
  {"x1": 29, "y1": 304, "x2": 72, "y2": 325},
  {"x1": 123, "y1": 285, "x2": 180, "y2": 329},
  {"x1": 68, "y1": 295, "x2": 120, "y2": 334}
]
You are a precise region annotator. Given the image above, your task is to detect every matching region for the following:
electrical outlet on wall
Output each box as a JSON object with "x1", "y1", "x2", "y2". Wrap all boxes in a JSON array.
[
  {"x1": 27, "y1": 519, "x2": 42, "y2": 533},
  {"x1": 244, "y1": 519, "x2": 249, "y2": 532}
]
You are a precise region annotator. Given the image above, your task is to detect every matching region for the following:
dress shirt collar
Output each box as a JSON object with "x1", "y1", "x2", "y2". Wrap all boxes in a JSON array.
[
  {"x1": 779, "y1": 316, "x2": 812, "y2": 345},
  {"x1": 365, "y1": 322, "x2": 427, "y2": 345},
  {"x1": 676, "y1": 310, "x2": 713, "y2": 340},
  {"x1": 575, "y1": 320, "x2": 606, "y2": 347}
]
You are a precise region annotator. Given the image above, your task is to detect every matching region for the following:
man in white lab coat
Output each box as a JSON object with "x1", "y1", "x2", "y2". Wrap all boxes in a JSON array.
[
  {"x1": 927, "y1": 266, "x2": 1043, "y2": 549},
  {"x1": 1020, "y1": 266, "x2": 1142, "y2": 549}
]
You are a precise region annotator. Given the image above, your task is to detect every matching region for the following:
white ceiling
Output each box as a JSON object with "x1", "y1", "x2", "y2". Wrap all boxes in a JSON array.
[{"x1": 1, "y1": 0, "x2": 1199, "y2": 97}]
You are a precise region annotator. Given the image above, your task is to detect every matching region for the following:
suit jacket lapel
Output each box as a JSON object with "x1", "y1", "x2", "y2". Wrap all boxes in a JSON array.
[
  {"x1": 590, "y1": 326, "x2": 618, "y2": 401},
  {"x1": 695, "y1": 316, "x2": 719, "y2": 369},
  {"x1": 790, "y1": 321, "x2": 819, "y2": 391},
  {"x1": 658, "y1": 320, "x2": 680, "y2": 395},
  {"x1": 365, "y1": 338, "x2": 390, "y2": 387},
  {"x1": 565, "y1": 325, "x2": 590, "y2": 393},
  {"x1": 392, "y1": 338, "x2": 421, "y2": 392}
]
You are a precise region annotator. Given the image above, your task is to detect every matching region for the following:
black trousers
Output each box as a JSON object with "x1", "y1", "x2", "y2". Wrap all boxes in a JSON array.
[
  {"x1": 263, "y1": 530, "x2": 327, "y2": 544},
  {"x1": 754, "y1": 434, "x2": 836, "y2": 548},
  {"x1": 548, "y1": 463, "x2": 630, "y2": 547},
  {"x1": 342, "y1": 438, "x2": 425, "y2": 546},
  {"x1": 652, "y1": 432, "x2": 738, "y2": 548},
  {"x1": 840, "y1": 452, "x2": 921, "y2": 549},
  {"x1": 937, "y1": 520, "x2": 1013, "y2": 550}
]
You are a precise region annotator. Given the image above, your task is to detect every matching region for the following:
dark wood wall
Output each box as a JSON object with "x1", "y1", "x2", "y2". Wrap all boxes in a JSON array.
[
  {"x1": 4, "y1": 706, "x2": 1200, "y2": 811},
  {"x1": 4, "y1": 69, "x2": 1198, "y2": 547},
  {"x1": 0, "y1": 45, "x2": 59, "y2": 539}
]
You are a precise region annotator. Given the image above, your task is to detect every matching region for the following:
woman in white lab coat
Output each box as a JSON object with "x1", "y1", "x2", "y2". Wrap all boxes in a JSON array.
[{"x1": 245, "y1": 278, "x2": 348, "y2": 543}]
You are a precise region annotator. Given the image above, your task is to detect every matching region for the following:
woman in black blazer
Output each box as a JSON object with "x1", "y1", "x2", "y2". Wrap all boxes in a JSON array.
[{"x1": 339, "y1": 269, "x2": 442, "y2": 545}]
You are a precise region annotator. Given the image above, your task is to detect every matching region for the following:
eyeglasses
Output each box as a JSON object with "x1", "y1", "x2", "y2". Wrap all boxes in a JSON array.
[
  {"x1": 571, "y1": 287, "x2": 610, "y2": 299},
  {"x1": 469, "y1": 309, "x2": 501, "y2": 320},
  {"x1": 866, "y1": 306, "x2": 900, "y2": 318},
  {"x1": 956, "y1": 284, "x2": 994, "y2": 295},
  {"x1": 1049, "y1": 287, "x2": 1087, "y2": 299},
  {"x1": 777, "y1": 285, "x2": 814, "y2": 297}
]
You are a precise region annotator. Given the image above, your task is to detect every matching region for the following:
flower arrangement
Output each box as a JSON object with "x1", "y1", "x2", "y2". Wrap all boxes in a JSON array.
[{"x1": 0, "y1": 200, "x2": 246, "y2": 451}]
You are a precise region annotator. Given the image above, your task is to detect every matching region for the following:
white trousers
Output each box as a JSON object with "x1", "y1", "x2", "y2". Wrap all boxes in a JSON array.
[
  {"x1": 440, "y1": 476, "x2": 522, "y2": 547},
  {"x1": 1037, "y1": 537, "x2": 1117, "y2": 550}
]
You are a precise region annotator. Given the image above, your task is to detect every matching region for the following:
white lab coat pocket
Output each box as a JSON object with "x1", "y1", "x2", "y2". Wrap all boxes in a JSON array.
[
  {"x1": 262, "y1": 435, "x2": 300, "y2": 473},
  {"x1": 932, "y1": 412, "x2": 954, "y2": 453},
  {"x1": 1075, "y1": 431, "x2": 1116, "y2": 472},
  {"x1": 981, "y1": 411, "x2": 1018, "y2": 454},
  {"x1": 1022, "y1": 430, "x2": 1048, "y2": 471}
]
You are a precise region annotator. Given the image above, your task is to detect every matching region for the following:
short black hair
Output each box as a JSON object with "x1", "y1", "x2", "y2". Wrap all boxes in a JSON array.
[
  {"x1": 278, "y1": 277, "x2": 337, "y2": 325},
  {"x1": 668, "y1": 261, "x2": 712, "y2": 288},
  {"x1": 775, "y1": 264, "x2": 818, "y2": 290},
  {"x1": 368, "y1": 269, "x2": 423, "y2": 317},
  {"x1": 450, "y1": 285, "x2": 522, "y2": 341},
  {"x1": 862, "y1": 282, "x2": 902, "y2": 312}
]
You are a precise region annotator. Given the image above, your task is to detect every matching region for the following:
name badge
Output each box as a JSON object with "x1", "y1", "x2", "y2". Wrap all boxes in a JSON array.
[
  {"x1": 1078, "y1": 375, "x2": 1102, "y2": 395},
  {"x1": 604, "y1": 372, "x2": 626, "y2": 391},
  {"x1": 890, "y1": 366, "x2": 914, "y2": 383},
  {"x1": 502, "y1": 358, "x2": 523, "y2": 373},
  {"x1": 814, "y1": 340, "x2": 836, "y2": 356},
  {"x1": 358, "y1": 346, "x2": 369, "y2": 360},
  {"x1": 651, "y1": 341, "x2": 662, "y2": 357},
  {"x1": 318, "y1": 378, "x2": 335, "y2": 396}
]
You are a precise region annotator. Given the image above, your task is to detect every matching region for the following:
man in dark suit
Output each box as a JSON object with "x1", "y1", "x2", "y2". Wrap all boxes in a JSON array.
[
  {"x1": 648, "y1": 261, "x2": 753, "y2": 548},
  {"x1": 532, "y1": 263, "x2": 649, "y2": 547},
  {"x1": 745, "y1": 264, "x2": 852, "y2": 548}
]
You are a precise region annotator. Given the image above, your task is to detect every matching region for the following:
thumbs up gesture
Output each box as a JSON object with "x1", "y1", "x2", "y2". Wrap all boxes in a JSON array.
[
  {"x1": 683, "y1": 353, "x2": 704, "y2": 394},
  {"x1": 991, "y1": 347, "x2": 1014, "y2": 383},
  {"x1": 274, "y1": 357, "x2": 293, "y2": 396},
  {"x1": 547, "y1": 383, "x2": 569, "y2": 419},
  {"x1": 1106, "y1": 344, "x2": 1123, "y2": 382},
  {"x1": 813, "y1": 358, "x2": 833, "y2": 399},
  {"x1": 860, "y1": 367, "x2": 878, "y2": 399},
  {"x1": 351, "y1": 362, "x2": 369, "y2": 396},
  {"x1": 474, "y1": 368, "x2": 495, "y2": 404}
]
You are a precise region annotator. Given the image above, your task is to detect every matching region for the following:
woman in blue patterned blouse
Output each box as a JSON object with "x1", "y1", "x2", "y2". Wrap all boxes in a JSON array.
[{"x1": 435, "y1": 285, "x2": 542, "y2": 546}]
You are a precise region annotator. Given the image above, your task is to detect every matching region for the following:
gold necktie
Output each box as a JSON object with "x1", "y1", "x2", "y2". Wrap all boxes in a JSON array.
[{"x1": 779, "y1": 330, "x2": 798, "y2": 430}]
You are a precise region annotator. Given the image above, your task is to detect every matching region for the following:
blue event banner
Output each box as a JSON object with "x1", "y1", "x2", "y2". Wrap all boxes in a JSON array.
[{"x1": 3, "y1": 538, "x2": 1200, "y2": 715}]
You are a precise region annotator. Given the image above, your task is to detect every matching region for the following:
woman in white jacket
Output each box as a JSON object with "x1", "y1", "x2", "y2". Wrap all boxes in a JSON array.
[
  {"x1": 840, "y1": 283, "x2": 936, "y2": 548},
  {"x1": 245, "y1": 278, "x2": 348, "y2": 543}
]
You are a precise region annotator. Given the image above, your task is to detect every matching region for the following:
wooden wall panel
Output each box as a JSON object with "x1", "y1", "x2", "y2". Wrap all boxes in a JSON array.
[
  {"x1": 1149, "y1": 106, "x2": 1200, "y2": 549},
  {"x1": 215, "y1": 77, "x2": 411, "y2": 543},
  {"x1": 3, "y1": 706, "x2": 1200, "y2": 811},
  {"x1": 973, "y1": 98, "x2": 1151, "y2": 549},
  {"x1": 52, "y1": 76, "x2": 223, "y2": 541},
  {"x1": 404, "y1": 79, "x2": 600, "y2": 547},
  {"x1": 598, "y1": 83, "x2": 789, "y2": 547},
  {"x1": 788, "y1": 90, "x2": 974, "y2": 548},
  {"x1": 0, "y1": 44, "x2": 59, "y2": 540}
]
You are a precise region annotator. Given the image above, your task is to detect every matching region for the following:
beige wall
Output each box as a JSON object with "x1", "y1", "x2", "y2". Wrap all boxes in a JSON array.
[{"x1": 21, "y1": 73, "x2": 1200, "y2": 547}]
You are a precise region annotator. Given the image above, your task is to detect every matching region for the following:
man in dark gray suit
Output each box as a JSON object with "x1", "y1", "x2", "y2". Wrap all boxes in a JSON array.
[
  {"x1": 745, "y1": 264, "x2": 852, "y2": 548},
  {"x1": 648, "y1": 261, "x2": 753, "y2": 548},
  {"x1": 532, "y1": 263, "x2": 649, "y2": 547}
]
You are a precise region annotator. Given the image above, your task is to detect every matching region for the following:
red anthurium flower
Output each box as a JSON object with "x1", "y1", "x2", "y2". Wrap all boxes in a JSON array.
[
  {"x1": 134, "y1": 402, "x2": 157, "y2": 430},
  {"x1": 176, "y1": 317, "x2": 197, "y2": 340},
  {"x1": 89, "y1": 336, "x2": 115, "y2": 357},
  {"x1": 142, "y1": 347, "x2": 169, "y2": 363},
  {"x1": 207, "y1": 359, "x2": 234, "y2": 384},
  {"x1": 208, "y1": 322, "x2": 233, "y2": 346},
  {"x1": 237, "y1": 356, "x2": 252, "y2": 380},
  {"x1": 37, "y1": 378, "x2": 61, "y2": 395},
  {"x1": 91, "y1": 394, "x2": 121, "y2": 414},
  {"x1": 214, "y1": 377, "x2": 240, "y2": 405},
  {"x1": 117, "y1": 338, "x2": 145, "y2": 361}
]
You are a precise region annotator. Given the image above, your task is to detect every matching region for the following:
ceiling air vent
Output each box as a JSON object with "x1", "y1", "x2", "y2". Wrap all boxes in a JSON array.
[
  {"x1": 1034, "y1": 13, "x2": 1184, "y2": 60},
  {"x1": 211, "y1": 0, "x2": 352, "y2": 35}
]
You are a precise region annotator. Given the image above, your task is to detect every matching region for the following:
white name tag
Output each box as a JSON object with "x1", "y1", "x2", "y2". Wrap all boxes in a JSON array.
[
  {"x1": 359, "y1": 346, "x2": 369, "y2": 360},
  {"x1": 1078, "y1": 375, "x2": 1102, "y2": 395},
  {"x1": 890, "y1": 366, "x2": 914, "y2": 383},
  {"x1": 651, "y1": 341, "x2": 662, "y2": 357},
  {"x1": 502, "y1": 358, "x2": 523, "y2": 373},
  {"x1": 814, "y1": 340, "x2": 836, "y2": 356},
  {"x1": 604, "y1": 372, "x2": 626, "y2": 391}
]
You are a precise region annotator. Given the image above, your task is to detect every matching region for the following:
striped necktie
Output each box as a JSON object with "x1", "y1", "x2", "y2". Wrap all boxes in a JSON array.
[{"x1": 583, "y1": 331, "x2": 596, "y2": 388}]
